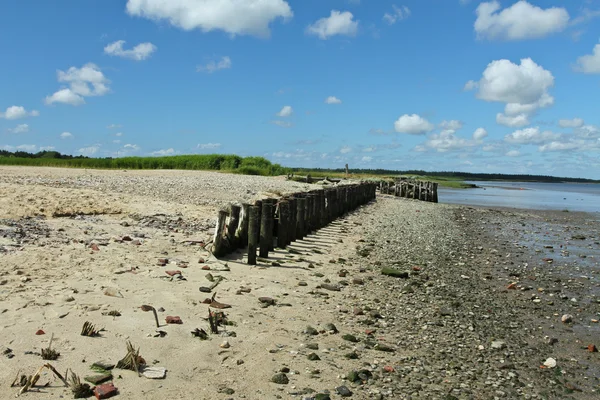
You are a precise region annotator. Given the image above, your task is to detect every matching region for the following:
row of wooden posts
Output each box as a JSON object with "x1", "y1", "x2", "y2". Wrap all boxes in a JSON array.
[
  {"x1": 379, "y1": 179, "x2": 439, "y2": 203},
  {"x1": 211, "y1": 182, "x2": 378, "y2": 264}
]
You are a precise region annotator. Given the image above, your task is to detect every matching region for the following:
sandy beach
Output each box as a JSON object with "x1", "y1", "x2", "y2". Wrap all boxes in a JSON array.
[{"x1": 1, "y1": 166, "x2": 599, "y2": 399}]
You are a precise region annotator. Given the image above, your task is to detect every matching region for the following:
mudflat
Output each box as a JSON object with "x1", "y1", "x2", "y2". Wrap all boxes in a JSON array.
[{"x1": 0, "y1": 166, "x2": 598, "y2": 399}]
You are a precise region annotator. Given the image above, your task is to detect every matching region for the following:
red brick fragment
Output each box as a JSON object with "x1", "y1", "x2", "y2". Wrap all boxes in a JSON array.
[
  {"x1": 588, "y1": 344, "x2": 598, "y2": 353},
  {"x1": 89, "y1": 243, "x2": 100, "y2": 251},
  {"x1": 383, "y1": 366, "x2": 395, "y2": 372},
  {"x1": 94, "y1": 383, "x2": 118, "y2": 399},
  {"x1": 121, "y1": 235, "x2": 133, "y2": 241},
  {"x1": 165, "y1": 270, "x2": 182, "y2": 276},
  {"x1": 35, "y1": 329, "x2": 45, "y2": 335},
  {"x1": 198, "y1": 258, "x2": 205, "y2": 264},
  {"x1": 507, "y1": 282, "x2": 517, "y2": 290},
  {"x1": 165, "y1": 316, "x2": 182, "y2": 324},
  {"x1": 201, "y1": 265, "x2": 211, "y2": 270}
]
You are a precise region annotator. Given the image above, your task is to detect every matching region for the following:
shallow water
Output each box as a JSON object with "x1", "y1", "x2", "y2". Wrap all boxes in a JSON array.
[{"x1": 439, "y1": 181, "x2": 600, "y2": 213}]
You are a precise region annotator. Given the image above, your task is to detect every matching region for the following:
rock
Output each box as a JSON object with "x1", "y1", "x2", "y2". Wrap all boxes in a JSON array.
[
  {"x1": 85, "y1": 373, "x2": 113, "y2": 385},
  {"x1": 344, "y1": 351, "x2": 359, "y2": 359},
  {"x1": 307, "y1": 352, "x2": 320, "y2": 361},
  {"x1": 306, "y1": 343, "x2": 319, "y2": 350},
  {"x1": 103, "y1": 288, "x2": 123, "y2": 298},
  {"x1": 352, "y1": 278, "x2": 364, "y2": 285},
  {"x1": 258, "y1": 297, "x2": 276, "y2": 306},
  {"x1": 315, "y1": 394, "x2": 331, "y2": 400},
  {"x1": 304, "y1": 326, "x2": 319, "y2": 335},
  {"x1": 165, "y1": 316, "x2": 182, "y2": 324},
  {"x1": 543, "y1": 358, "x2": 557, "y2": 368},
  {"x1": 298, "y1": 281, "x2": 308, "y2": 286},
  {"x1": 93, "y1": 383, "x2": 118, "y2": 399},
  {"x1": 92, "y1": 361, "x2": 115, "y2": 370},
  {"x1": 142, "y1": 366, "x2": 167, "y2": 379},
  {"x1": 271, "y1": 373, "x2": 289, "y2": 384},
  {"x1": 342, "y1": 334, "x2": 359, "y2": 343},
  {"x1": 381, "y1": 268, "x2": 409, "y2": 278},
  {"x1": 561, "y1": 314, "x2": 573, "y2": 323},
  {"x1": 491, "y1": 340, "x2": 506, "y2": 350},
  {"x1": 321, "y1": 284, "x2": 341, "y2": 292},
  {"x1": 336, "y1": 386, "x2": 353, "y2": 397},
  {"x1": 374, "y1": 343, "x2": 394, "y2": 352},
  {"x1": 546, "y1": 337, "x2": 559, "y2": 345},
  {"x1": 218, "y1": 387, "x2": 235, "y2": 395},
  {"x1": 165, "y1": 270, "x2": 182, "y2": 276},
  {"x1": 220, "y1": 340, "x2": 231, "y2": 349},
  {"x1": 588, "y1": 344, "x2": 598, "y2": 353},
  {"x1": 324, "y1": 323, "x2": 338, "y2": 333}
]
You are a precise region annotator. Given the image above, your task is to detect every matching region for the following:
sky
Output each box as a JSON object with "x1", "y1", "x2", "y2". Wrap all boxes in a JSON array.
[{"x1": 1, "y1": 0, "x2": 600, "y2": 179}]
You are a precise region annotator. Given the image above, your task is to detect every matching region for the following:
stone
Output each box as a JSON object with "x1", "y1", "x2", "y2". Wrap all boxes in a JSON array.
[
  {"x1": 543, "y1": 358, "x2": 557, "y2": 368},
  {"x1": 342, "y1": 334, "x2": 359, "y2": 343},
  {"x1": 381, "y1": 268, "x2": 409, "y2": 278},
  {"x1": 307, "y1": 352, "x2": 320, "y2": 361},
  {"x1": 306, "y1": 343, "x2": 319, "y2": 350},
  {"x1": 561, "y1": 314, "x2": 573, "y2": 323},
  {"x1": 220, "y1": 340, "x2": 231, "y2": 349},
  {"x1": 92, "y1": 361, "x2": 115, "y2": 370},
  {"x1": 315, "y1": 394, "x2": 331, "y2": 400},
  {"x1": 324, "y1": 323, "x2": 338, "y2": 333},
  {"x1": 165, "y1": 316, "x2": 182, "y2": 324},
  {"x1": 258, "y1": 297, "x2": 276, "y2": 306},
  {"x1": 336, "y1": 385, "x2": 353, "y2": 397},
  {"x1": 304, "y1": 326, "x2": 319, "y2": 335},
  {"x1": 298, "y1": 281, "x2": 308, "y2": 286},
  {"x1": 271, "y1": 373, "x2": 289, "y2": 384},
  {"x1": 142, "y1": 366, "x2": 167, "y2": 379},
  {"x1": 321, "y1": 284, "x2": 341, "y2": 292},
  {"x1": 85, "y1": 373, "x2": 113, "y2": 385},
  {"x1": 588, "y1": 344, "x2": 598, "y2": 353},
  {"x1": 165, "y1": 270, "x2": 182, "y2": 276},
  {"x1": 491, "y1": 340, "x2": 506, "y2": 350},
  {"x1": 93, "y1": 383, "x2": 118, "y2": 399}
]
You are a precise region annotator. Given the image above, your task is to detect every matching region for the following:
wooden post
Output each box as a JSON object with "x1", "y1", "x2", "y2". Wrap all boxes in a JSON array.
[
  {"x1": 247, "y1": 206, "x2": 259, "y2": 265},
  {"x1": 259, "y1": 202, "x2": 274, "y2": 258},
  {"x1": 296, "y1": 197, "x2": 306, "y2": 240},
  {"x1": 226, "y1": 205, "x2": 241, "y2": 247},
  {"x1": 288, "y1": 197, "x2": 297, "y2": 244},
  {"x1": 432, "y1": 182, "x2": 439, "y2": 203},
  {"x1": 265, "y1": 198, "x2": 277, "y2": 250},
  {"x1": 277, "y1": 200, "x2": 290, "y2": 248},
  {"x1": 236, "y1": 203, "x2": 250, "y2": 247},
  {"x1": 212, "y1": 210, "x2": 228, "y2": 257}
]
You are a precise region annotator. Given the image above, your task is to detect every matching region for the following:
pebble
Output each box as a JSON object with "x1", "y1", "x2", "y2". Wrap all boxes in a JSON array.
[{"x1": 561, "y1": 314, "x2": 573, "y2": 323}]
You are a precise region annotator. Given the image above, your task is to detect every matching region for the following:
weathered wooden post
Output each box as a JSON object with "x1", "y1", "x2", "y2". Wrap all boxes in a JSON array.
[
  {"x1": 305, "y1": 194, "x2": 313, "y2": 234},
  {"x1": 259, "y1": 202, "x2": 274, "y2": 258},
  {"x1": 296, "y1": 197, "x2": 306, "y2": 240},
  {"x1": 226, "y1": 205, "x2": 241, "y2": 247},
  {"x1": 317, "y1": 190, "x2": 326, "y2": 228},
  {"x1": 236, "y1": 203, "x2": 250, "y2": 247},
  {"x1": 213, "y1": 210, "x2": 229, "y2": 257},
  {"x1": 277, "y1": 200, "x2": 290, "y2": 248},
  {"x1": 247, "y1": 206, "x2": 259, "y2": 265},
  {"x1": 288, "y1": 197, "x2": 297, "y2": 245},
  {"x1": 432, "y1": 182, "x2": 439, "y2": 203}
]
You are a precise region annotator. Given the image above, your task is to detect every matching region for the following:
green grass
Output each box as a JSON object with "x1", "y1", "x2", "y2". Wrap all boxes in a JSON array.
[{"x1": 0, "y1": 154, "x2": 290, "y2": 176}]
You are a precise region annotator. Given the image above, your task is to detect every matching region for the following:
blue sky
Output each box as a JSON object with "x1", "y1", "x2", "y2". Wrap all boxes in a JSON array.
[{"x1": 1, "y1": 0, "x2": 599, "y2": 178}]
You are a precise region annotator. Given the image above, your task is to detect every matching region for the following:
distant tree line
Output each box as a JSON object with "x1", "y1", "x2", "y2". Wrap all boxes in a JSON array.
[{"x1": 0, "y1": 150, "x2": 89, "y2": 159}]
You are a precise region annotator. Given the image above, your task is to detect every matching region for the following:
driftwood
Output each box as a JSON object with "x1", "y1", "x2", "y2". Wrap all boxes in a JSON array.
[
  {"x1": 15, "y1": 363, "x2": 68, "y2": 396},
  {"x1": 140, "y1": 305, "x2": 160, "y2": 328},
  {"x1": 41, "y1": 334, "x2": 60, "y2": 360}
]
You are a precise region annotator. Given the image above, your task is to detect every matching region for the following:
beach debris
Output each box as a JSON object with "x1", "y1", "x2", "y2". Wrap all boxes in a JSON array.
[
  {"x1": 116, "y1": 341, "x2": 145, "y2": 373},
  {"x1": 81, "y1": 321, "x2": 101, "y2": 337},
  {"x1": 140, "y1": 305, "x2": 160, "y2": 328},
  {"x1": 381, "y1": 267, "x2": 409, "y2": 278},
  {"x1": 542, "y1": 358, "x2": 557, "y2": 369},
  {"x1": 202, "y1": 292, "x2": 231, "y2": 309},
  {"x1": 208, "y1": 310, "x2": 219, "y2": 334},
  {"x1": 14, "y1": 363, "x2": 68, "y2": 396},
  {"x1": 491, "y1": 340, "x2": 506, "y2": 350},
  {"x1": 561, "y1": 314, "x2": 573, "y2": 323},
  {"x1": 198, "y1": 274, "x2": 225, "y2": 293},
  {"x1": 35, "y1": 329, "x2": 45, "y2": 335},
  {"x1": 102, "y1": 310, "x2": 121, "y2": 317},
  {"x1": 69, "y1": 372, "x2": 94, "y2": 399},
  {"x1": 157, "y1": 258, "x2": 168, "y2": 266},
  {"x1": 103, "y1": 288, "x2": 123, "y2": 298},
  {"x1": 165, "y1": 270, "x2": 182, "y2": 276},
  {"x1": 191, "y1": 328, "x2": 209, "y2": 340},
  {"x1": 84, "y1": 373, "x2": 113, "y2": 385},
  {"x1": 153, "y1": 330, "x2": 167, "y2": 338},
  {"x1": 141, "y1": 366, "x2": 167, "y2": 379},
  {"x1": 258, "y1": 297, "x2": 276, "y2": 307},
  {"x1": 588, "y1": 344, "x2": 598, "y2": 353},
  {"x1": 165, "y1": 316, "x2": 182, "y2": 324},
  {"x1": 220, "y1": 340, "x2": 230, "y2": 349},
  {"x1": 3, "y1": 347, "x2": 15, "y2": 359},
  {"x1": 91, "y1": 361, "x2": 115, "y2": 371},
  {"x1": 93, "y1": 382, "x2": 118, "y2": 399},
  {"x1": 41, "y1": 334, "x2": 60, "y2": 360}
]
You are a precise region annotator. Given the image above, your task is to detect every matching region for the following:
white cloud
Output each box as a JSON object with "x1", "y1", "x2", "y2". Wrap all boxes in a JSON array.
[
  {"x1": 383, "y1": 5, "x2": 410, "y2": 25},
  {"x1": 104, "y1": 40, "x2": 157, "y2": 61},
  {"x1": 558, "y1": 118, "x2": 584, "y2": 128},
  {"x1": 78, "y1": 146, "x2": 99, "y2": 156},
  {"x1": 115, "y1": 132, "x2": 123, "y2": 137},
  {"x1": 40, "y1": 146, "x2": 55, "y2": 152},
  {"x1": 423, "y1": 129, "x2": 477, "y2": 152},
  {"x1": 574, "y1": 125, "x2": 600, "y2": 138},
  {"x1": 340, "y1": 146, "x2": 352, "y2": 154},
  {"x1": 504, "y1": 127, "x2": 560, "y2": 144},
  {"x1": 496, "y1": 113, "x2": 530, "y2": 127},
  {"x1": 45, "y1": 63, "x2": 110, "y2": 106},
  {"x1": 113, "y1": 140, "x2": 121, "y2": 144},
  {"x1": 8, "y1": 124, "x2": 29, "y2": 134},
  {"x1": 467, "y1": 58, "x2": 554, "y2": 127},
  {"x1": 60, "y1": 132, "x2": 73, "y2": 139},
  {"x1": 361, "y1": 156, "x2": 372, "y2": 162},
  {"x1": 0, "y1": 106, "x2": 40, "y2": 120},
  {"x1": 125, "y1": 0, "x2": 293, "y2": 38},
  {"x1": 474, "y1": 1, "x2": 569, "y2": 41},
  {"x1": 197, "y1": 143, "x2": 222, "y2": 149},
  {"x1": 107, "y1": 124, "x2": 122, "y2": 129},
  {"x1": 539, "y1": 141, "x2": 582, "y2": 152},
  {"x1": 15, "y1": 144, "x2": 37, "y2": 152},
  {"x1": 473, "y1": 128, "x2": 488, "y2": 140},
  {"x1": 439, "y1": 120, "x2": 463, "y2": 130},
  {"x1": 123, "y1": 144, "x2": 140, "y2": 151},
  {"x1": 394, "y1": 114, "x2": 434, "y2": 135},
  {"x1": 574, "y1": 41, "x2": 600, "y2": 74},
  {"x1": 151, "y1": 148, "x2": 176, "y2": 156},
  {"x1": 306, "y1": 10, "x2": 358, "y2": 39},
  {"x1": 277, "y1": 105, "x2": 293, "y2": 117},
  {"x1": 271, "y1": 120, "x2": 292, "y2": 128},
  {"x1": 505, "y1": 150, "x2": 520, "y2": 157},
  {"x1": 197, "y1": 56, "x2": 232, "y2": 73},
  {"x1": 325, "y1": 96, "x2": 342, "y2": 104}
]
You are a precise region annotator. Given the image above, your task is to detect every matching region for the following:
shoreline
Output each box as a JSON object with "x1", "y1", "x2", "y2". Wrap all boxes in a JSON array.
[{"x1": 1, "y1": 167, "x2": 598, "y2": 399}]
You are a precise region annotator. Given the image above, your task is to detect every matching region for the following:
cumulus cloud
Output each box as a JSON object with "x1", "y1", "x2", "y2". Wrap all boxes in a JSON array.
[
  {"x1": 539, "y1": 140, "x2": 585, "y2": 152},
  {"x1": 473, "y1": 128, "x2": 488, "y2": 140},
  {"x1": 574, "y1": 41, "x2": 600, "y2": 74},
  {"x1": 474, "y1": 1, "x2": 569, "y2": 41},
  {"x1": 8, "y1": 124, "x2": 29, "y2": 134},
  {"x1": 197, "y1": 143, "x2": 222, "y2": 149},
  {"x1": 104, "y1": 40, "x2": 157, "y2": 60},
  {"x1": 340, "y1": 146, "x2": 352, "y2": 154},
  {"x1": 466, "y1": 58, "x2": 554, "y2": 127},
  {"x1": 439, "y1": 120, "x2": 464, "y2": 130},
  {"x1": 394, "y1": 114, "x2": 434, "y2": 135},
  {"x1": 125, "y1": 0, "x2": 293, "y2": 38},
  {"x1": 0, "y1": 106, "x2": 40, "y2": 120},
  {"x1": 505, "y1": 150, "x2": 520, "y2": 157},
  {"x1": 60, "y1": 132, "x2": 73, "y2": 139},
  {"x1": 151, "y1": 148, "x2": 176, "y2": 156},
  {"x1": 422, "y1": 129, "x2": 477, "y2": 152},
  {"x1": 306, "y1": 10, "x2": 358, "y2": 39},
  {"x1": 325, "y1": 96, "x2": 342, "y2": 104},
  {"x1": 504, "y1": 127, "x2": 560, "y2": 144},
  {"x1": 123, "y1": 144, "x2": 140, "y2": 151},
  {"x1": 383, "y1": 5, "x2": 410, "y2": 25},
  {"x1": 197, "y1": 56, "x2": 232, "y2": 73},
  {"x1": 78, "y1": 146, "x2": 100, "y2": 156},
  {"x1": 45, "y1": 63, "x2": 110, "y2": 106},
  {"x1": 558, "y1": 118, "x2": 584, "y2": 128},
  {"x1": 277, "y1": 105, "x2": 293, "y2": 117},
  {"x1": 361, "y1": 156, "x2": 372, "y2": 162}
]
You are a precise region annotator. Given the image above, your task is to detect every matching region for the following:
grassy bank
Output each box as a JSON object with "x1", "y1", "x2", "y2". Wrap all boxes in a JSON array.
[{"x1": 0, "y1": 154, "x2": 289, "y2": 176}]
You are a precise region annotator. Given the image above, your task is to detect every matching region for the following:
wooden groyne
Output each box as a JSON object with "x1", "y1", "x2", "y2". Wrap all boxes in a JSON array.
[
  {"x1": 211, "y1": 182, "x2": 377, "y2": 263},
  {"x1": 378, "y1": 178, "x2": 438, "y2": 203}
]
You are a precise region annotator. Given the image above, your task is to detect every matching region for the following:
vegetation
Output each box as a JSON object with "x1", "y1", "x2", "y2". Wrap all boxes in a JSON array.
[{"x1": 0, "y1": 150, "x2": 289, "y2": 176}]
